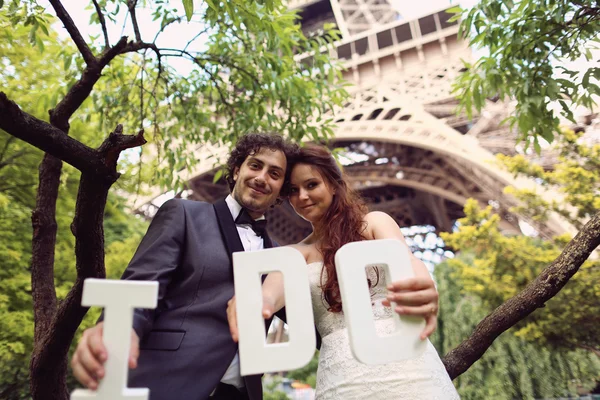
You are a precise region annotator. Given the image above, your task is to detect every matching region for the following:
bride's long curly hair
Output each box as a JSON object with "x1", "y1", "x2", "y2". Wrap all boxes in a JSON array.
[{"x1": 290, "y1": 145, "x2": 376, "y2": 313}]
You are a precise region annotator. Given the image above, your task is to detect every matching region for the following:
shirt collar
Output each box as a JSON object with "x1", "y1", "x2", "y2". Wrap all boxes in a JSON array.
[{"x1": 225, "y1": 195, "x2": 266, "y2": 222}]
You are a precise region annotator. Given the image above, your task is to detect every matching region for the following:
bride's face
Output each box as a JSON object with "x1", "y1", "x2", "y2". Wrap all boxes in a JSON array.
[{"x1": 288, "y1": 163, "x2": 335, "y2": 223}]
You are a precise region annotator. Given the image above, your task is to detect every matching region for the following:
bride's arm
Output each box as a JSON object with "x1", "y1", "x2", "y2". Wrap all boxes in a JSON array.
[
  {"x1": 262, "y1": 243, "x2": 308, "y2": 315},
  {"x1": 227, "y1": 246, "x2": 303, "y2": 342},
  {"x1": 227, "y1": 273, "x2": 284, "y2": 343},
  {"x1": 363, "y1": 211, "x2": 439, "y2": 339},
  {"x1": 261, "y1": 271, "x2": 285, "y2": 316}
]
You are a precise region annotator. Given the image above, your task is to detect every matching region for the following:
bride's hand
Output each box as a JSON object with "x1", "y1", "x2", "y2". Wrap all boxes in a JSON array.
[
  {"x1": 382, "y1": 276, "x2": 439, "y2": 340},
  {"x1": 227, "y1": 296, "x2": 240, "y2": 342},
  {"x1": 226, "y1": 295, "x2": 277, "y2": 343}
]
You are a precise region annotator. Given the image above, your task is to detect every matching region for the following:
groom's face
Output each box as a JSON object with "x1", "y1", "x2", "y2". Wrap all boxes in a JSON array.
[{"x1": 231, "y1": 147, "x2": 287, "y2": 219}]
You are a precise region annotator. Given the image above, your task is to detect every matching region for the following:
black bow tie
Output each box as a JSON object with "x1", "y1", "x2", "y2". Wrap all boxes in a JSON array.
[{"x1": 235, "y1": 209, "x2": 267, "y2": 238}]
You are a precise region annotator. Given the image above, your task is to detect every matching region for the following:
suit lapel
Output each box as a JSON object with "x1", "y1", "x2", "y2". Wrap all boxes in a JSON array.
[{"x1": 214, "y1": 199, "x2": 244, "y2": 264}]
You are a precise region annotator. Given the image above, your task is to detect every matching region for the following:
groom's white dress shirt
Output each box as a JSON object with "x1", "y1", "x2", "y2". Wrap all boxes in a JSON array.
[{"x1": 220, "y1": 195, "x2": 266, "y2": 389}]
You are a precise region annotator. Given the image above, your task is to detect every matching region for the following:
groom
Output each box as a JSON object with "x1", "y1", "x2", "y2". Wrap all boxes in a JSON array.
[{"x1": 70, "y1": 133, "x2": 298, "y2": 400}]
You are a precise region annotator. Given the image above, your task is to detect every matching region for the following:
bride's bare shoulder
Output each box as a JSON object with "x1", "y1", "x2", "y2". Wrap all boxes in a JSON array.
[
  {"x1": 287, "y1": 243, "x2": 309, "y2": 257},
  {"x1": 287, "y1": 241, "x2": 320, "y2": 264}
]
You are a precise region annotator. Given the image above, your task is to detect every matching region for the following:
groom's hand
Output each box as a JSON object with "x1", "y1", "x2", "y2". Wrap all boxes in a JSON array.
[
  {"x1": 227, "y1": 295, "x2": 277, "y2": 343},
  {"x1": 382, "y1": 276, "x2": 439, "y2": 340},
  {"x1": 71, "y1": 322, "x2": 140, "y2": 390}
]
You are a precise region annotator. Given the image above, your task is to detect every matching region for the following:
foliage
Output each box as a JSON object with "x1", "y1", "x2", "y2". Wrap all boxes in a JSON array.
[
  {"x1": 450, "y1": 0, "x2": 600, "y2": 151},
  {"x1": 432, "y1": 259, "x2": 600, "y2": 399},
  {"x1": 0, "y1": 10, "x2": 148, "y2": 397},
  {"x1": 285, "y1": 351, "x2": 318, "y2": 388},
  {"x1": 440, "y1": 199, "x2": 600, "y2": 357},
  {"x1": 499, "y1": 128, "x2": 600, "y2": 230},
  {"x1": 0, "y1": 10, "x2": 147, "y2": 194},
  {"x1": 0, "y1": 185, "x2": 146, "y2": 399},
  {"x1": 263, "y1": 377, "x2": 292, "y2": 400},
  {"x1": 2, "y1": 0, "x2": 348, "y2": 190},
  {"x1": 0, "y1": 193, "x2": 35, "y2": 399}
]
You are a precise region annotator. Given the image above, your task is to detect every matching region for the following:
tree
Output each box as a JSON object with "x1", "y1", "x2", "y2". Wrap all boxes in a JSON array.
[
  {"x1": 450, "y1": 0, "x2": 600, "y2": 149},
  {"x1": 0, "y1": 127, "x2": 147, "y2": 398},
  {"x1": 442, "y1": 0, "x2": 600, "y2": 379},
  {"x1": 285, "y1": 351, "x2": 318, "y2": 388},
  {"x1": 499, "y1": 128, "x2": 600, "y2": 231},
  {"x1": 0, "y1": 190, "x2": 147, "y2": 399},
  {"x1": 432, "y1": 258, "x2": 600, "y2": 399},
  {"x1": 441, "y1": 199, "x2": 600, "y2": 357},
  {"x1": 494, "y1": 129, "x2": 600, "y2": 355},
  {"x1": 0, "y1": 1, "x2": 346, "y2": 398}
]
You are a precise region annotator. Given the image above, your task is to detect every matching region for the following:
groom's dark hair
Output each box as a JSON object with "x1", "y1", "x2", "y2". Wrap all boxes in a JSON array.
[{"x1": 225, "y1": 133, "x2": 298, "y2": 192}]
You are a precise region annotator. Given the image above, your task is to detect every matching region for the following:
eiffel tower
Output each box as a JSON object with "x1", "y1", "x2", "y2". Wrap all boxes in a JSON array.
[{"x1": 139, "y1": 1, "x2": 587, "y2": 254}]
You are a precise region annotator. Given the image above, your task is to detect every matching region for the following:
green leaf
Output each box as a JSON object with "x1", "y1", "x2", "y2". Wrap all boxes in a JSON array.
[
  {"x1": 39, "y1": 21, "x2": 49, "y2": 36},
  {"x1": 28, "y1": 26, "x2": 36, "y2": 45},
  {"x1": 539, "y1": 127, "x2": 554, "y2": 144},
  {"x1": 559, "y1": 100, "x2": 576, "y2": 124},
  {"x1": 35, "y1": 35, "x2": 44, "y2": 52},
  {"x1": 182, "y1": 0, "x2": 193, "y2": 22},
  {"x1": 533, "y1": 137, "x2": 541, "y2": 155},
  {"x1": 205, "y1": 0, "x2": 217, "y2": 12},
  {"x1": 582, "y1": 69, "x2": 591, "y2": 88},
  {"x1": 63, "y1": 55, "x2": 72, "y2": 71},
  {"x1": 446, "y1": 6, "x2": 463, "y2": 14},
  {"x1": 213, "y1": 168, "x2": 224, "y2": 183}
]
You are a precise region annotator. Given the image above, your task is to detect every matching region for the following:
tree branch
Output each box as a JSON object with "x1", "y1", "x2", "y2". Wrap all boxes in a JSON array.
[
  {"x1": 160, "y1": 50, "x2": 237, "y2": 113},
  {"x1": 48, "y1": 0, "x2": 96, "y2": 66},
  {"x1": 29, "y1": 153, "x2": 62, "y2": 355},
  {"x1": 98, "y1": 35, "x2": 130, "y2": 65},
  {"x1": 0, "y1": 93, "x2": 105, "y2": 174},
  {"x1": 91, "y1": 0, "x2": 110, "y2": 49},
  {"x1": 115, "y1": 39, "x2": 163, "y2": 79},
  {"x1": 51, "y1": 37, "x2": 159, "y2": 130},
  {"x1": 97, "y1": 124, "x2": 146, "y2": 169},
  {"x1": 151, "y1": 16, "x2": 183, "y2": 43},
  {"x1": 118, "y1": 39, "x2": 161, "y2": 58},
  {"x1": 442, "y1": 211, "x2": 600, "y2": 379},
  {"x1": 50, "y1": 37, "x2": 128, "y2": 130},
  {"x1": 127, "y1": 0, "x2": 142, "y2": 42}
]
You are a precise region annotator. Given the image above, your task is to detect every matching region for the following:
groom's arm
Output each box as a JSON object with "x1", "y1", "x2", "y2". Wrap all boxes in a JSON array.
[
  {"x1": 99, "y1": 198, "x2": 186, "y2": 339},
  {"x1": 76, "y1": 199, "x2": 186, "y2": 389}
]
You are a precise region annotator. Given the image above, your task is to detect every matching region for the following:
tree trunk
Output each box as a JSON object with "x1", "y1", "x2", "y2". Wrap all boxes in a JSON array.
[
  {"x1": 30, "y1": 153, "x2": 61, "y2": 343},
  {"x1": 26, "y1": 124, "x2": 145, "y2": 400},
  {"x1": 29, "y1": 122, "x2": 64, "y2": 399},
  {"x1": 30, "y1": 351, "x2": 69, "y2": 400},
  {"x1": 29, "y1": 172, "x2": 113, "y2": 400}
]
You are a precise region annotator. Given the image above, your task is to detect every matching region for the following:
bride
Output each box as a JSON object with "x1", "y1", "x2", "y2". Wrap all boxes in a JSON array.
[{"x1": 228, "y1": 144, "x2": 459, "y2": 399}]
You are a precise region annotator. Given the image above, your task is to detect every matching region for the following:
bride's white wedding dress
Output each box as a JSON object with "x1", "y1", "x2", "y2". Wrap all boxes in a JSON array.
[{"x1": 308, "y1": 262, "x2": 460, "y2": 399}]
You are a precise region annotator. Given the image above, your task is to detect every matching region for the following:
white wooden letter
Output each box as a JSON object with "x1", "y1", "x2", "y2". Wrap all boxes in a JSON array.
[
  {"x1": 335, "y1": 239, "x2": 427, "y2": 365},
  {"x1": 233, "y1": 247, "x2": 316, "y2": 375},
  {"x1": 71, "y1": 279, "x2": 158, "y2": 400}
]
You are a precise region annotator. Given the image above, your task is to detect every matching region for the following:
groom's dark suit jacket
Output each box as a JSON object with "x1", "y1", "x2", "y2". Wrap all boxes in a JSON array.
[{"x1": 119, "y1": 198, "x2": 283, "y2": 400}]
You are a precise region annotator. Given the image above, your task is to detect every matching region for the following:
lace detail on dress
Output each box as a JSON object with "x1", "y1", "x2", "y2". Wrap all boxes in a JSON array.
[{"x1": 307, "y1": 262, "x2": 460, "y2": 400}]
